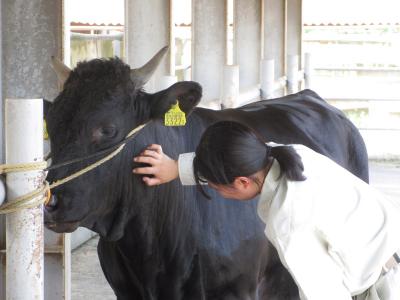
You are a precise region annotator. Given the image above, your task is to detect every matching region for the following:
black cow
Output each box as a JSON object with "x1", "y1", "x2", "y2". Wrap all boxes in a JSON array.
[{"x1": 44, "y1": 47, "x2": 369, "y2": 300}]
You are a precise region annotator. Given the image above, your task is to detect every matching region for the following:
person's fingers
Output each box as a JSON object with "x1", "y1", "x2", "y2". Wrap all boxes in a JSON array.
[
  {"x1": 133, "y1": 156, "x2": 158, "y2": 165},
  {"x1": 147, "y1": 144, "x2": 163, "y2": 154},
  {"x1": 132, "y1": 166, "x2": 155, "y2": 175},
  {"x1": 142, "y1": 177, "x2": 162, "y2": 186},
  {"x1": 141, "y1": 149, "x2": 161, "y2": 159}
]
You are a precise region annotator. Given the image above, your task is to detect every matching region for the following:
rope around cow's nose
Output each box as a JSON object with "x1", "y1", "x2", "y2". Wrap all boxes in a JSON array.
[
  {"x1": 0, "y1": 123, "x2": 147, "y2": 215},
  {"x1": 0, "y1": 162, "x2": 50, "y2": 214}
]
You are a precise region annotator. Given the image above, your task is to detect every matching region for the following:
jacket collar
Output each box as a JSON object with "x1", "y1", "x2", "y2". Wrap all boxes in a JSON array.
[{"x1": 260, "y1": 159, "x2": 281, "y2": 202}]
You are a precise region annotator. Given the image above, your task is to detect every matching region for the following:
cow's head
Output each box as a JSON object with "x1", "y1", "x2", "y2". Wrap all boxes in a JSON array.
[{"x1": 44, "y1": 47, "x2": 202, "y2": 240}]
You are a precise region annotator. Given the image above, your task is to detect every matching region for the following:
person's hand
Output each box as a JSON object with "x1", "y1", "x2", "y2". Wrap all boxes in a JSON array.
[{"x1": 133, "y1": 144, "x2": 179, "y2": 186}]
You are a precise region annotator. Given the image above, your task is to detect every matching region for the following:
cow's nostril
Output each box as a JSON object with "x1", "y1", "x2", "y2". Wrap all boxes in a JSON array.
[{"x1": 45, "y1": 195, "x2": 58, "y2": 212}]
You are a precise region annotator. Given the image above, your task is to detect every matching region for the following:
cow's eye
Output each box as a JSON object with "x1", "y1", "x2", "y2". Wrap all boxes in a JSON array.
[
  {"x1": 101, "y1": 126, "x2": 117, "y2": 138},
  {"x1": 91, "y1": 126, "x2": 118, "y2": 143}
]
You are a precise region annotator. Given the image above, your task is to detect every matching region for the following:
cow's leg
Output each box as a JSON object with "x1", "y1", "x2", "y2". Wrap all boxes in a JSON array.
[{"x1": 97, "y1": 238, "x2": 144, "y2": 299}]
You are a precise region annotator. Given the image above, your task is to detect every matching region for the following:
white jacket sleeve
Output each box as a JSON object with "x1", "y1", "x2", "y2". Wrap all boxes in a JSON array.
[
  {"x1": 281, "y1": 229, "x2": 353, "y2": 300},
  {"x1": 178, "y1": 152, "x2": 197, "y2": 186}
]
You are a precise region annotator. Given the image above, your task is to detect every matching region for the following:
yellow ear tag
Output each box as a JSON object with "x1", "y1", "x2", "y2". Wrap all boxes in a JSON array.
[
  {"x1": 43, "y1": 120, "x2": 49, "y2": 140},
  {"x1": 164, "y1": 101, "x2": 186, "y2": 126}
]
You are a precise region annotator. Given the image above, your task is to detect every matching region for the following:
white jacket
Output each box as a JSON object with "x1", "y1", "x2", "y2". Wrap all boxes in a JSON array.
[{"x1": 177, "y1": 144, "x2": 400, "y2": 300}]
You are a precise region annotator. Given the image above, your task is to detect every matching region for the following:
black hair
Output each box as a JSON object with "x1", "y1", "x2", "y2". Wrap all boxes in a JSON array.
[{"x1": 193, "y1": 121, "x2": 306, "y2": 198}]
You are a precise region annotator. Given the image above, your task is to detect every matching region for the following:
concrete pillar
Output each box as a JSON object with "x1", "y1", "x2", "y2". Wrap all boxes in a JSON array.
[
  {"x1": 0, "y1": 0, "x2": 3, "y2": 162},
  {"x1": 2, "y1": 0, "x2": 62, "y2": 100},
  {"x1": 6, "y1": 99, "x2": 44, "y2": 300},
  {"x1": 287, "y1": 54, "x2": 299, "y2": 94},
  {"x1": 0, "y1": 1, "x2": 68, "y2": 300},
  {"x1": 260, "y1": 59, "x2": 275, "y2": 99},
  {"x1": 235, "y1": 0, "x2": 261, "y2": 91},
  {"x1": 304, "y1": 52, "x2": 312, "y2": 89},
  {"x1": 192, "y1": 0, "x2": 225, "y2": 105},
  {"x1": 221, "y1": 65, "x2": 239, "y2": 108},
  {"x1": 287, "y1": 0, "x2": 302, "y2": 93},
  {"x1": 0, "y1": 0, "x2": 5, "y2": 290},
  {"x1": 286, "y1": 0, "x2": 302, "y2": 58},
  {"x1": 262, "y1": 0, "x2": 286, "y2": 96},
  {"x1": 125, "y1": 0, "x2": 170, "y2": 93},
  {"x1": 63, "y1": 0, "x2": 71, "y2": 67}
]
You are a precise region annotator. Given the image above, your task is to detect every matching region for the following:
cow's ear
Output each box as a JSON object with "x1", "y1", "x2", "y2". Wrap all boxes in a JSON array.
[{"x1": 149, "y1": 81, "x2": 202, "y2": 119}]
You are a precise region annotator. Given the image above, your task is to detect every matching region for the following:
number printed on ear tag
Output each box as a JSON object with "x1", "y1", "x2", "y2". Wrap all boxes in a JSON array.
[{"x1": 164, "y1": 101, "x2": 186, "y2": 126}]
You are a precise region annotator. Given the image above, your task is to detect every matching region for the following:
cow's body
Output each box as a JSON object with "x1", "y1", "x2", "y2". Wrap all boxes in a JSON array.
[{"x1": 45, "y1": 55, "x2": 368, "y2": 300}]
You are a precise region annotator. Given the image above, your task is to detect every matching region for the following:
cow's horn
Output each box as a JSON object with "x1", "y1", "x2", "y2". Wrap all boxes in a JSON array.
[
  {"x1": 130, "y1": 46, "x2": 169, "y2": 89},
  {"x1": 50, "y1": 56, "x2": 71, "y2": 87}
]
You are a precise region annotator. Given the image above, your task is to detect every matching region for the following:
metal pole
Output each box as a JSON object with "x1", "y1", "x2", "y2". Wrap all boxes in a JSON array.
[{"x1": 5, "y1": 99, "x2": 44, "y2": 300}]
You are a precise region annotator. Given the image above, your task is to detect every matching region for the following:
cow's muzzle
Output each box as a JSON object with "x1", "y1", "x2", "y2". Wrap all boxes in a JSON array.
[
  {"x1": 45, "y1": 220, "x2": 80, "y2": 233},
  {"x1": 44, "y1": 195, "x2": 81, "y2": 233}
]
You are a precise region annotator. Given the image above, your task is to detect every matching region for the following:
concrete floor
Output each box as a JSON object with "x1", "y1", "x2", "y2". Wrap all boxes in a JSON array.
[{"x1": 71, "y1": 161, "x2": 400, "y2": 300}]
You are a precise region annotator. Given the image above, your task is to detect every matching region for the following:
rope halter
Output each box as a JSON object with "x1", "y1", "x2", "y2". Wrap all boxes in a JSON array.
[{"x1": 0, "y1": 122, "x2": 148, "y2": 214}]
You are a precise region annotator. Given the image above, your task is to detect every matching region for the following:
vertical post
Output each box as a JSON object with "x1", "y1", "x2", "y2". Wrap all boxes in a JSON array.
[
  {"x1": 5, "y1": 99, "x2": 44, "y2": 300},
  {"x1": 221, "y1": 65, "x2": 239, "y2": 108},
  {"x1": 287, "y1": 54, "x2": 299, "y2": 94},
  {"x1": 262, "y1": 0, "x2": 285, "y2": 97},
  {"x1": 125, "y1": 0, "x2": 169, "y2": 93},
  {"x1": 183, "y1": 67, "x2": 192, "y2": 81},
  {"x1": 112, "y1": 40, "x2": 122, "y2": 58},
  {"x1": 63, "y1": 1, "x2": 71, "y2": 67},
  {"x1": 192, "y1": 0, "x2": 225, "y2": 104},
  {"x1": 169, "y1": 0, "x2": 176, "y2": 76},
  {"x1": 0, "y1": 0, "x2": 3, "y2": 164},
  {"x1": 1, "y1": 1, "x2": 66, "y2": 299},
  {"x1": 260, "y1": 59, "x2": 275, "y2": 99},
  {"x1": 235, "y1": 0, "x2": 261, "y2": 91},
  {"x1": 304, "y1": 52, "x2": 312, "y2": 89}
]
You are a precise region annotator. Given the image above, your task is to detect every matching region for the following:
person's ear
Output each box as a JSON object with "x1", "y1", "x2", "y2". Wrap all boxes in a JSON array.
[{"x1": 233, "y1": 177, "x2": 252, "y2": 189}]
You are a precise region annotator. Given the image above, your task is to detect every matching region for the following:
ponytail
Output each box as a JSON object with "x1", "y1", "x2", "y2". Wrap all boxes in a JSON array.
[{"x1": 269, "y1": 145, "x2": 306, "y2": 181}]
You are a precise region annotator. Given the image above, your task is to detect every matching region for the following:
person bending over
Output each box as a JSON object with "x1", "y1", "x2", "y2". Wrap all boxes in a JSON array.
[{"x1": 133, "y1": 120, "x2": 400, "y2": 300}]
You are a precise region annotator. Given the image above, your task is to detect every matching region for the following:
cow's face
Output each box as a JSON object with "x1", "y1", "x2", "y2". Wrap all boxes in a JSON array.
[{"x1": 44, "y1": 47, "x2": 201, "y2": 240}]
